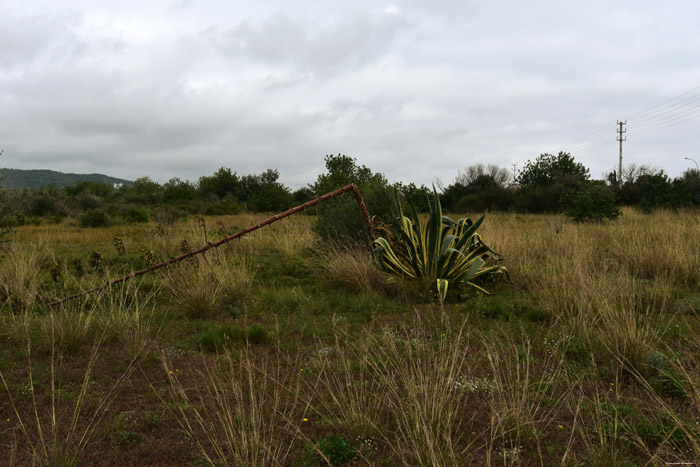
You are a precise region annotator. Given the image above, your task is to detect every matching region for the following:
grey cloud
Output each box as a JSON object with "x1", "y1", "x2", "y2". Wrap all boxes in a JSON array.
[
  {"x1": 0, "y1": 9, "x2": 84, "y2": 69},
  {"x1": 207, "y1": 10, "x2": 410, "y2": 74},
  {"x1": 2, "y1": 0, "x2": 700, "y2": 189}
]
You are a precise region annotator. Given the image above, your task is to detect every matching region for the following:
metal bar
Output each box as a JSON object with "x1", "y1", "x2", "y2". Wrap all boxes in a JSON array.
[{"x1": 48, "y1": 183, "x2": 374, "y2": 306}]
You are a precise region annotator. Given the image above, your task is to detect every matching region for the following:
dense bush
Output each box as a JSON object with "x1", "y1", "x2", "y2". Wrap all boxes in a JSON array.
[
  {"x1": 248, "y1": 182, "x2": 293, "y2": 213},
  {"x1": 395, "y1": 182, "x2": 431, "y2": 212},
  {"x1": 79, "y1": 208, "x2": 111, "y2": 228},
  {"x1": 26, "y1": 186, "x2": 67, "y2": 218},
  {"x1": 673, "y1": 169, "x2": 700, "y2": 206},
  {"x1": 515, "y1": 152, "x2": 589, "y2": 213},
  {"x1": 198, "y1": 167, "x2": 239, "y2": 199},
  {"x1": 312, "y1": 154, "x2": 393, "y2": 244},
  {"x1": 565, "y1": 181, "x2": 621, "y2": 222},
  {"x1": 124, "y1": 207, "x2": 150, "y2": 223},
  {"x1": 203, "y1": 198, "x2": 240, "y2": 216}
]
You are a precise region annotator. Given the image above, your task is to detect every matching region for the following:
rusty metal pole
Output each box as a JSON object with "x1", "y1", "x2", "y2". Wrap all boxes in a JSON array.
[{"x1": 48, "y1": 184, "x2": 374, "y2": 306}]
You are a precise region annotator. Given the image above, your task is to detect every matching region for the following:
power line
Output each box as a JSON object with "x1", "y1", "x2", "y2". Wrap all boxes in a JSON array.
[
  {"x1": 575, "y1": 138, "x2": 617, "y2": 157},
  {"x1": 628, "y1": 108, "x2": 700, "y2": 137},
  {"x1": 622, "y1": 84, "x2": 700, "y2": 120},
  {"x1": 563, "y1": 123, "x2": 613, "y2": 151},
  {"x1": 568, "y1": 129, "x2": 617, "y2": 154},
  {"x1": 564, "y1": 83, "x2": 700, "y2": 158},
  {"x1": 628, "y1": 95, "x2": 700, "y2": 126}
]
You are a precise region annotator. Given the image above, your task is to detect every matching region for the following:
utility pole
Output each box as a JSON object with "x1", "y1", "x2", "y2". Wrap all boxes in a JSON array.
[
  {"x1": 617, "y1": 121, "x2": 626, "y2": 183},
  {"x1": 511, "y1": 163, "x2": 517, "y2": 184}
]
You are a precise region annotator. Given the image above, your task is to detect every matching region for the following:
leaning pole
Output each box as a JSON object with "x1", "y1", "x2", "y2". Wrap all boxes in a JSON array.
[{"x1": 48, "y1": 184, "x2": 375, "y2": 307}]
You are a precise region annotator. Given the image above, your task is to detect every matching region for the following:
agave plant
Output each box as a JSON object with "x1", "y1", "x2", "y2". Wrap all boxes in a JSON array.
[{"x1": 373, "y1": 188, "x2": 506, "y2": 301}]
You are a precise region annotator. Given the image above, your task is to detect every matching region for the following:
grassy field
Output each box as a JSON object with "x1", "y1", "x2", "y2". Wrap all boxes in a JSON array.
[{"x1": 0, "y1": 208, "x2": 699, "y2": 466}]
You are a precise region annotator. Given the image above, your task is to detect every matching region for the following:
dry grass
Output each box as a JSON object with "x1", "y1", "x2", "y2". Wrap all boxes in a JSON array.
[
  {"x1": 322, "y1": 243, "x2": 388, "y2": 294},
  {"x1": 162, "y1": 342, "x2": 304, "y2": 466},
  {"x1": 165, "y1": 250, "x2": 256, "y2": 319},
  {"x1": 0, "y1": 313, "x2": 144, "y2": 467},
  {"x1": 484, "y1": 332, "x2": 570, "y2": 465},
  {"x1": 0, "y1": 246, "x2": 43, "y2": 312},
  {"x1": 307, "y1": 315, "x2": 477, "y2": 465},
  {"x1": 3, "y1": 208, "x2": 700, "y2": 465},
  {"x1": 273, "y1": 217, "x2": 316, "y2": 260}
]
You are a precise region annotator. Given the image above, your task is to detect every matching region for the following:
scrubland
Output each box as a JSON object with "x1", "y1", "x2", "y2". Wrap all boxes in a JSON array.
[{"x1": 1, "y1": 208, "x2": 699, "y2": 466}]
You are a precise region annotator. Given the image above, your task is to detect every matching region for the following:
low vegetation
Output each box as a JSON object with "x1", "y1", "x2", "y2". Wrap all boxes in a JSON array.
[
  {"x1": 1, "y1": 150, "x2": 699, "y2": 464},
  {"x1": 4, "y1": 153, "x2": 699, "y2": 234},
  {"x1": 0, "y1": 204, "x2": 698, "y2": 465}
]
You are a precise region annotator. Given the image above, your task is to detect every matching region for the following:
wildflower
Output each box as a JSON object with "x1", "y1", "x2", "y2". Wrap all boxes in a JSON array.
[
  {"x1": 303, "y1": 418, "x2": 308, "y2": 422},
  {"x1": 558, "y1": 425, "x2": 564, "y2": 429}
]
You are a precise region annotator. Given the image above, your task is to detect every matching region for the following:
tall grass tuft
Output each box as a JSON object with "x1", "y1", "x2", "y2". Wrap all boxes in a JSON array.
[
  {"x1": 162, "y1": 343, "x2": 302, "y2": 466},
  {"x1": 0, "y1": 312, "x2": 144, "y2": 467},
  {"x1": 166, "y1": 249, "x2": 256, "y2": 319},
  {"x1": 273, "y1": 218, "x2": 315, "y2": 260},
  {"x1": 322, "y1": 244, "x2": 388, "y2": 294},
  {"x1": 485, "y1": 332, "x2": 568, "y2": 464},
  {"x1": 321, "y1": 315, "x2": 477, "y2": 465},
  {"x1": 0, "y1": 246, "x2": 43, "y2": 312}
]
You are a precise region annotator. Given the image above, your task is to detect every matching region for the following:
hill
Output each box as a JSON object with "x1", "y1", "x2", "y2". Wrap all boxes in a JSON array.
[{"x1": 0, "y1": 168, "x2": 132, "y2": 189}]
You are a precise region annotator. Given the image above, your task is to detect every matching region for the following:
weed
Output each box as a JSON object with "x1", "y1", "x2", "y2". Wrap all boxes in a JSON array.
[{"x1": 315, "y1": 434, "x2": 357, "y2": 465}]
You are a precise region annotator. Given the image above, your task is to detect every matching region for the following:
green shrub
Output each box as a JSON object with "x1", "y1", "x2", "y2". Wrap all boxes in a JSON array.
[
  {"x1": 203, "y1": 198, "x2": 239, "y2": 215},
  {"x1": 246, "y1": 324, "x2": 269, "y2": 344},
  {"x1": 565, "y1": 181, "x2": 621, "y2": 222},
  {"x1": 79, "y1": 209, "x2": 111, "y2": 228},
  {"x1": 152, "y1": 206, "x2": 185, "y2": 226},
  {"x1": 125, "y1": 207, "x2": 150, "y2": 223},
  {"x1": 248, "y1": 183, "x2": 293, "y2": 212},
  {"x1": 195, "y1": 324, "x2": 268, "y2": 352},
  {"x1": 314, "y1": 435, "x2": 356, "y2": 465},
  {"x1": 312, "y1": 154, "x2": 393, "y2": 244}
]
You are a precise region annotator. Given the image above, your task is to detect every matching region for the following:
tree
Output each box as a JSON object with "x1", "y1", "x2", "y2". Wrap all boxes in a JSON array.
[
  {"x1": 163, "y1": 178, "x2": 198, "y2": 203},
  {"x1": 64, "y1": 180, "x2": 112, "y2": 198},
  {"x1": 127, "y1": 177, "x2": 162, "y2": 205},
  {"x1": 248, "y1": 183, "x2": 293, "y2": 212},
  {"x1": 236, "y1": 174, "x2": 263, "y2": 202},
  {"x1": 312, "y1": 154, "x2": 392, "y2": 243},
  {"x1": 565, "y1": 181, "x2": 621, "y2": 222},
  {"x1": 443, "y1": 164, "x2": 514, "y2": 213},
  {"x1": 25, "y1": 185, "x2": 67, "y2": 220},
  {"x1": 312, "y1": 154, "x2": 381, "y2": 194},
  {"x1": 514, "y1": 152, "x2": 589, "y2": 213},
  {"x1": 292, "y1": 187, "x2": 315, "y2": 205},
  {"x1": 611, "y1": 166, "x2": 673, "y2": 210},
  {"x1": 673, "y1": 169, "x2": 700, "y2": 206},
  {"x1": 517, "y1": 152, "x2": 589, "y2": 187},
  {"x1": 198, "y1": 167, "x2": 239, "y2": 200},
  {"x1": 455, "y1": 163, "x2": 511, "y2": 188},
  {"x1": 394, "y1": 182, "x2": 431, "y2": 212}
]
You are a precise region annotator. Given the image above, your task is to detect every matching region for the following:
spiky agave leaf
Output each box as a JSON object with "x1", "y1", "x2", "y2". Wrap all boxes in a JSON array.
[{"x1": 373, "y1": 187, "x2": 506, "y2": 300}]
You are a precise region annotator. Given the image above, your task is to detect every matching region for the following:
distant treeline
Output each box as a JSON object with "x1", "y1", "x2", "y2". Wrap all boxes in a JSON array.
[
  {"x1": 0, "y1": 153, "x2": 699, "y2": 231},
  {"x1": 0, "y1": 168, "x2": 132, "y2": 190}
]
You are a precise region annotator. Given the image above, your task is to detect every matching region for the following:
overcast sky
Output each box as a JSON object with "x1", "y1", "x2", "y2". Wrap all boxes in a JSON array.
[{"x1": 2, "y1": 0, "x2": 700, "y2": 188}]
